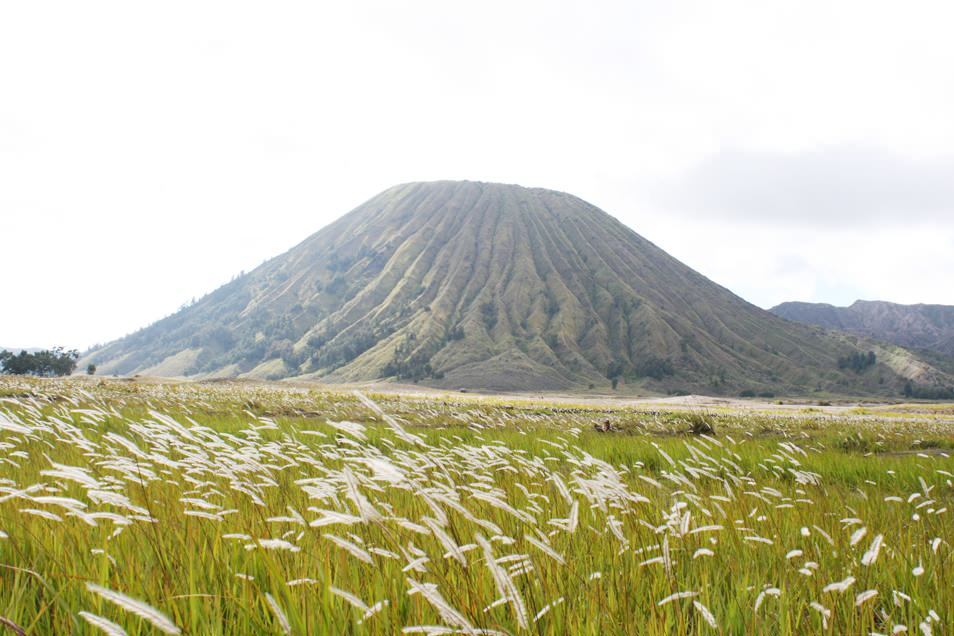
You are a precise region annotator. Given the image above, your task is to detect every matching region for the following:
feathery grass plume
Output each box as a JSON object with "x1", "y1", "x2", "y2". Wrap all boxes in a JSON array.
[
  {"x1": 812, "y1": 525, "x2": 833, "y2": 545},
  {"x1": 658, "y1": 591, "x2": 698, "y2": 606},
  {"x1": 822, "y1": 576, "x2": 855, "y2": 594},
  {"x1": 266, "y1": 507, "x2": 306, "y2": 526},
  {"x1": 661, "y1": 534, "x2": 672, "y2": 575},
  {"x1": 85, "y1": 583, "x2": 180, "y2": 635},
  {"x1": 79, "y1": 611, "x2": 128, "y2": 636},
  {"x1": 405, "y1": 578, "x2": 475, "y2": 633},
  {"x1": 565, "y1": 499, "x2": 579, "y2": 533},
  {"x1": 328, "y1": 585, "x2": 390, "y2": 625},
  {"x1": 524, "y1": 533, "x2": 565, "y2": 565},
  {"x1": 693, "y1": 600, "x2": 718, "y2": 629},
  {"x1": 754, "y1": 587, "x2": 780, "y2": 612},
  {"x1": 323, "y1": 533, "x2": 374, "y2": 564},
  {"x1": 287, "y1": 578, "x2": 319, "y2": 587},
  {"x1": 330, "y1": 586, "x2": 369, "y2": 612},
  {"x1": 423, "y1": 517, "x2": 467, "y2": 566},
  {"x1": 861, "y1": 534, "x2": 884, "y2": 566},
  {"x1": 265, "y1": 593, "x2": 291, "y2": 635},
  {"x1": 327, "y1": 419, "x2": 367, "y2": 441},
  {"x1": 19, "y1": 508, "x2": 62, "y2": 522},
  {"x1": 309, "y1": 510, "x2": 363, "y2": 527},
  {"x1": 549, "y1": 473, "x2": 573, "y2": 504},
  {"x1": 245, "y1": 538, "x2": 301, "y2": 552},
  {"x1": 850, "y1": 526, "x2": 868, "y2": 546},
  {"x1": 688, "y1": 524, "x2": 723, "y2": 535},
  {"x1": 855, "y1": 589, "x2": 878, "y2": 606},
  {"x1": 352, "y1": 391, "x2": 423, "y2": 446},
  {"x1": 533, "y1": 596, "x2": 564, "y2": 622},
  {"x1": 183, "y1": 510, "x2": 223, "y2": 521},
  {"x1": 809, "y1": 602, "x2": 831, "y2": 629},
  {"x1": 342, "y1": 466, "x2": 383, "y2": 523},
  {"x1": 361, "y1": 599, "x2": 389, "y2": 623},
  {"x1": 0, "y1": 417, "x2": 31, "y2": 435},
  {"x1": 476, "y1": 533, "x2": 529, "y2": 629}
]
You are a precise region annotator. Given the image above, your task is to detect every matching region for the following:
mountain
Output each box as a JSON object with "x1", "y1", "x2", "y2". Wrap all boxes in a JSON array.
[
  {"x1": 82, "y1": 181, "x2": 952, "y2": 395},
  {"x1": 771, "y1": 300, "x2": 954, "y2": 359}
]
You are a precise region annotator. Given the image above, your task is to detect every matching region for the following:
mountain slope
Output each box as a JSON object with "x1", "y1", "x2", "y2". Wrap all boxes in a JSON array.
[
  {"x1": 83, "y1": 181, "x2": 951, "y2": 394},
  {"x1": 771, "y1": 300, "x2": 954, "y2": 359}
]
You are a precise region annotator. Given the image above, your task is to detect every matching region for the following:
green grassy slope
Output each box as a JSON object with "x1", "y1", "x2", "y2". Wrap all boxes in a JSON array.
[{"x1": 83, "y1": 181, "x2": 952, "y2": 395}]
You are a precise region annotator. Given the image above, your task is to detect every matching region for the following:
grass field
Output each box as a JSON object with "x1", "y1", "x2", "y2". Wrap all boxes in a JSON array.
[{"x1": 0, "y1": 377, "x2": 952, "y2": 634}]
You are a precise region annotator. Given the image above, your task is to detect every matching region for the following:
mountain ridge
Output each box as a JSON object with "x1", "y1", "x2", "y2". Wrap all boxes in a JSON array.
[
  {"x1": 771, "y1": 300, "x2": 954, "y2": 359},
  {"x1": 82, "y1": 181, "x2": 952, "y2": 395}
]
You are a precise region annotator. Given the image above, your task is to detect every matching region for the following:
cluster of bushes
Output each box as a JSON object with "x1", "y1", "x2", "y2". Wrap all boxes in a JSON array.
[
  {"x1": 0, "y1": 347, "x2": 79, "y2": 376},
  {"x1": 605, "y1": 355, "x2": 675, "y2": 389},
  {"x1": 739, "y1": 389, "x2": 776, "y2": 398},
  {"x1": 310, "y1": 326, "x2": 385, "y2": 371},
  {"x1": 903, "y1": 382, "x2": 954, "y2": 400},
  {"x1": 382, "y1": 334, "x2": 445, "y2": 382},
  {"x1": 634, "y1": 356, "x2": 675, "y2": 380},
  {"x1": 838, "y1": 351, "x2": 876, "y2": 373},
  {"x1": 480, "y1": 302, "x2": 497, "y2": 331},
  {"x1": 381, "y1": 352, "x2": 443, "y2": 382}
]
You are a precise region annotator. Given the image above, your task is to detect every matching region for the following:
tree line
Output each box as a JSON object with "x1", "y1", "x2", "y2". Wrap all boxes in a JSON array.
[{"x1": 0, "y1": 347, "x2": 81, "y2": 376}]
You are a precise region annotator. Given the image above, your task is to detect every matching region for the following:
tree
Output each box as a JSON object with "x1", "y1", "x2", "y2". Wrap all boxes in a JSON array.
[
  {"x1": 0, "y1": 347, "x2": 79, "y2": 376},
  {"x1": 838, "y1": 351, "x2": 876, "y2": 373},
  {"x1": 480, "y1": 302, "x2": 497, "y2": 332},
  {"x1": 86, "y1": 363, "x2": 97, "y2": 375}
]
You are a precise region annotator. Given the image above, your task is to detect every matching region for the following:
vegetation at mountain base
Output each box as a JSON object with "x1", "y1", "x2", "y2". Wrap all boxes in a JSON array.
[
  {"x1": 0, "y1": 346, "x2": 79, "y2": 376},
  {"x1": 81, "y1": 181, "x2": 954, "y2": 396},
  {"x1": 903, "y1": 381, "x2": 954, "y2": 400}
]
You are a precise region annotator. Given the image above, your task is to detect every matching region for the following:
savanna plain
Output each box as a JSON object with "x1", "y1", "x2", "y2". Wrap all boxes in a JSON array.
[{"x1": 0, "y1": 377, "x2": 952, "y2": 634}]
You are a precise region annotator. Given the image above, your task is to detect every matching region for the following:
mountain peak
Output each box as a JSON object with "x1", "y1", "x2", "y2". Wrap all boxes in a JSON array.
[{"x1": 85, "y1": 184, "x2": 950, "y2": 395}]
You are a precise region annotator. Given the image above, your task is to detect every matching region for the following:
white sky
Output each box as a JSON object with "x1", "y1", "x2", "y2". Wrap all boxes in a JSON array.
[{"x1": 3, "y1": 0, "x2": 954, "y2": 350}]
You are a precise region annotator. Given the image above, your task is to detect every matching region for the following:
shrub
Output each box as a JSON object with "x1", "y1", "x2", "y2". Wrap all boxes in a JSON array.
[
  {"x1": 480, "y1": 302, "x2": 497, "y2": 331},
  {"x1": 634, "y1": 356, "x2": 674, "y2": 380},
  {"x1": 686, "y1": 412, "x2": 715, "y2": 436}
]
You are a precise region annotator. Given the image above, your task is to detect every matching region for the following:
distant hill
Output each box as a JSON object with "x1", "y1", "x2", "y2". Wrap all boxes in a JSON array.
[
  {"x1": 771, "y1": 300, "x2": 954, "y2": 359},
  {"x1": 82, "y1": 181, "x2": 953, "y2": 395}
]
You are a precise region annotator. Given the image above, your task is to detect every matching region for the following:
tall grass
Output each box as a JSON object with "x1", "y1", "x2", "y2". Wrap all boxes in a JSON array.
[{"x1": 0, "y1": 377, "x2": 951, "y2": 634}]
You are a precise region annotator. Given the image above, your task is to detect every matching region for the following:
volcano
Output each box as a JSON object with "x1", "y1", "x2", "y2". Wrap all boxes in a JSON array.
[{"x1": 85, "y1": 181, "x2": 948, "y2": 394}]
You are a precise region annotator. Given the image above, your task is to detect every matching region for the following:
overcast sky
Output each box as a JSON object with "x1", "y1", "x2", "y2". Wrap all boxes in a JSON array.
[{"x1": 3, "y1": 0, "x2": 954, "y2": 350}]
